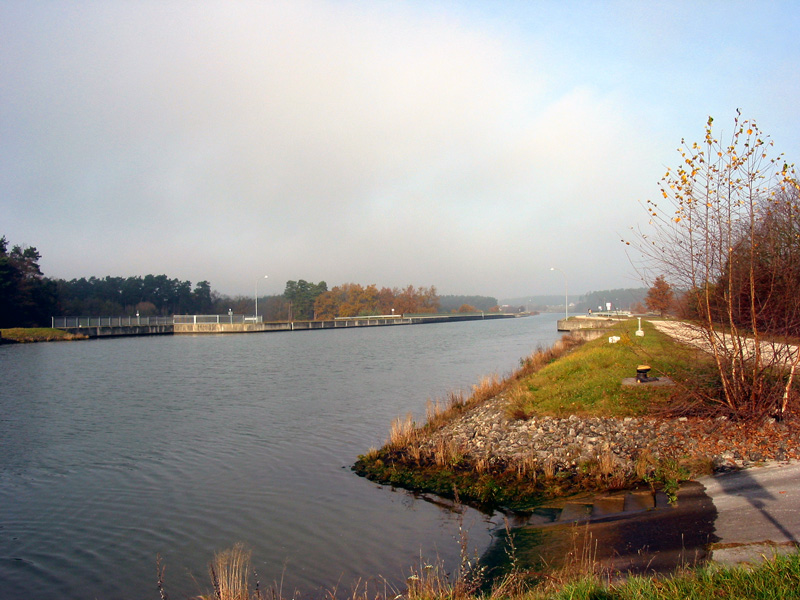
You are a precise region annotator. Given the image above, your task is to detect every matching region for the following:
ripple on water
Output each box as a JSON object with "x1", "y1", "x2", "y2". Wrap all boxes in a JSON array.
[{"x1": 0, "y1": 315, "x2": 562, "y2": 599}]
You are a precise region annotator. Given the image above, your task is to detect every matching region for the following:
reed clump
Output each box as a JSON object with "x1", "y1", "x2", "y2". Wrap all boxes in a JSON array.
[
  {"x1": 388, "y1": 413, "x2": 419, "y2": 450},
  {"x1": 200, "y1": 543, "x2": 254, "y2": 600}
]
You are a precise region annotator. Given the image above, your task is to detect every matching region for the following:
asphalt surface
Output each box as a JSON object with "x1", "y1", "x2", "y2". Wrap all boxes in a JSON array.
[{"x1": 697, "y1": 461, "x2": 800, "y2": 566}]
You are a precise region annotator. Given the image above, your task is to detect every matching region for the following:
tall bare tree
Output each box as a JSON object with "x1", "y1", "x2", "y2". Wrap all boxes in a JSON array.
[{"x1": 630, "y1": 112, "x2": 800, "y2": 417}]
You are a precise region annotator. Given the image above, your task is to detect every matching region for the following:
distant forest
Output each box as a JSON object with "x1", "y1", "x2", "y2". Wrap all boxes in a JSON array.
[
  {"x1": 439, "y1": 295, "x2": 499, "y2": 313},
  {"x1": 577, "y1": 288, "x2": 648, "y2": 312},
  {"x1": 3, "y1": 234, "x2": 648, "y2": 329},
  {"x1": 0, "y1": 235, "x2": 504, "y2": 328},
  {"x1": 503, "y1": 289, "x2": 648, "y2": 313}
]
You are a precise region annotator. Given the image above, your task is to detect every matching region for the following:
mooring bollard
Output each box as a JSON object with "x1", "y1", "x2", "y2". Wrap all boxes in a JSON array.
[{"x1": 636, "y1": 364, "x2": 659, "y2": 383}]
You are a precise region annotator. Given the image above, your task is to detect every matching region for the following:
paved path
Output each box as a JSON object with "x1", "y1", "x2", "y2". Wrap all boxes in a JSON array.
[
  {"x1": 650, "y1": 320, "x2": 799, "y2": 367},
  {"x1": 697, "y1": 461, "x2": 800, "y2": 566}
]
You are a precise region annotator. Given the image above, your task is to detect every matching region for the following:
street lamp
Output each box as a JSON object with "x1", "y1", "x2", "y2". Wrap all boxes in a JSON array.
[
  {"x1": 255, "y1": 275, "x2": 268, "y2": 321},
  {"x1": 550, "y1": 267, "x2": 568, "y2": 320}
]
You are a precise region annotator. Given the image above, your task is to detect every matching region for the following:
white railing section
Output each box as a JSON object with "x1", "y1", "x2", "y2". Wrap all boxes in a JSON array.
[
  {"x1": 173, "y1": 314, "x2": 262, "y2": 324},
  {"x1": 51, "y1": 315, "x2": 263, "y2": 328},
  {"x1": 52, "y1": 316, "x2": 173, "y2": 328}
]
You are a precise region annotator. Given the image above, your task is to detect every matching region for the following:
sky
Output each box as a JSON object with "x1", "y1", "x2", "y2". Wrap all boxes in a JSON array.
[{"x1": 2, "y1": 1, "x2": 799, "y2": 300}]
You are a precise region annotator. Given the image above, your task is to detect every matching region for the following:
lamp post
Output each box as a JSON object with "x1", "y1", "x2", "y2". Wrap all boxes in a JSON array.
[
  {"x1": 550, "y1": 267, "x2": 568, "y2": 320},
  {"x1": 255, "y1": 275, "x2": 268, "y2": 321}
]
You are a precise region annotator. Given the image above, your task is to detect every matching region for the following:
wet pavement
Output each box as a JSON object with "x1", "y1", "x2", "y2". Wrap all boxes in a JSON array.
[
  {"x1": 482, "y1": 482, "x2": 719, "y2": 578},
  {"x1": 483, "y1": 461, "x2": 800, "y2": 579}
]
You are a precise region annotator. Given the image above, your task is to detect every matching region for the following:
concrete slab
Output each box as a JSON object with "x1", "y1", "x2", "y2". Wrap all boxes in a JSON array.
[
  {"x1": 558, "y1": 503, "x2": 593, "y2": 522},
  {"x1": 621, "y1": 376, "x2": 675, "y2": 387},
  {"x1": 624, "y1": 490, "x2": 656, "y2": 512},
  {"x1": 709, "y1": 542, "x2": 799, "y2": 568},
  {"x1": 592, "y1": 495, "x2": 626, "y2": 517},
  {"x1": 697, "y1": 461, "x2": 800, "y2": 547}
]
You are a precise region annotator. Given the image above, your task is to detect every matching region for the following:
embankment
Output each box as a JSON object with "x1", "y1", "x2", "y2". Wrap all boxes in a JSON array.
[{"x1": 354, "y1": 324, "x2": 800, "y2": 512}]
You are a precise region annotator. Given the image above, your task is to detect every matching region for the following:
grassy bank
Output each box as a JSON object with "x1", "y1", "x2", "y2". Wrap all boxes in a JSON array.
[
  {"x1": 534, "y1": 551, "x2": 800, "y2": 600},
  {"x1": 353, "y1": 320, "x2": 720, "y2": 511},
  {"x1": 183, "y1": 542, "x2": 800, "y2": 600},
  {"x1": 0, "y1": 327, "x2": 88, "y2": 343},
  {"x1": 506, "y1": 319, "x2": 716, "y2": 418}
]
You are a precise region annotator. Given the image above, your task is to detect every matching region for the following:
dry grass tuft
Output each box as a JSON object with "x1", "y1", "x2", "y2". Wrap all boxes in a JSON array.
[
  {"x1": 554, "y1": 526, "x2": 602, "y2": 583},
  {"x1": 475, "y1": 456, "x2": 491, "y2": 474},
  {"x1": 432, "y1": 437, "x2": 463, "y2": 467},
  {"x1": 634, "y1": 449, "x2": 657, "y2": 480},
  {"x1": 202, "y1": 543, "x2": 252, "y2": 600},
  {"x1": 471, "y1": 374, "x2": 505, "y2": 404},
  {"x1": 388, "y1": 413, "x2": 418, "y2": 449},
  {"x1": 518, "y1": 455, "x2": 539, "y2": 479},
  {"x1": 543, "y1": 457, "x2": 556, "y2": 480},
  {"x1": 598, "y1": 449, "x2": 616, "y2": 477},
  {"x1": 406, "y1": 442, "x2": 423, "y2": 464}
]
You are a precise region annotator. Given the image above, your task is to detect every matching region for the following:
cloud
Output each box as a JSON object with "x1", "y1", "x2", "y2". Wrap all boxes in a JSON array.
[{"x1": 2, "y1": 1, "x2": 798, "y2": 298}]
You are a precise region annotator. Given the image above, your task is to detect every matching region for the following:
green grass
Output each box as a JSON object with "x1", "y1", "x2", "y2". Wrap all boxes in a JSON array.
[
  {"x1": 508, "y1": 320, "x2": 717, "y2": 418},
  {"x1": 543, "y1": 551, "x2": 800, "y2": 599},
  {"x1": 0, "y1": 327, "x2": 88, "y2": 342}
]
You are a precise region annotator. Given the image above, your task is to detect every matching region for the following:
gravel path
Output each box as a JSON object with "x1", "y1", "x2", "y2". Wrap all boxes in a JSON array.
[{"x1": 651, "y1": 320, "x2": 800, "y2": 366}]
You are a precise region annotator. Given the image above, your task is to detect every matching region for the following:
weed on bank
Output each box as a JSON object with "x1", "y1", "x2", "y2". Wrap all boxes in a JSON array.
[
  {"x1": 0, "y1": 327, "x2": 87, "y2": 342},
  {"x1": 181, "y1": 542, "x2": 800, "y2": 600}
]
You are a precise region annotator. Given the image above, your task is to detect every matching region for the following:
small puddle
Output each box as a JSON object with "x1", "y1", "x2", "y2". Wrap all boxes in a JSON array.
[{"x1": 481, "y1": 481, "x2": 719, "y2": 581}]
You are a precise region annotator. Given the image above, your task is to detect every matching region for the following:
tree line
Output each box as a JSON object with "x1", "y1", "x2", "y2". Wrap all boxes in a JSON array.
[
  {"x1": 438, "y1": 295, "x2": 499, "y2": 313},
  {"x1": 0, "y1": 241, "x2": 445, "y2": 327},
  {"x1": 313, "y1": 283, "x2": 439, "y2": 319},
  {"x1": 0, "y1": 237, "x2": 58, "y2": 328}
]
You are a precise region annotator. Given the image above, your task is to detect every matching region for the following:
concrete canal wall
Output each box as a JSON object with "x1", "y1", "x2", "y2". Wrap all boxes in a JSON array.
[
  {"x1": 556, "y1": 315, "x2": 632, "y2": 339},
  {"x1": 56, "y1": 312, "x2": 517, "y2": 338},
  {"x1": 60, "y1": 324, "x2": 174, "y2": 338},
  {"x1": 173, "y1": 316, "x2": 415, "y2": 334}
]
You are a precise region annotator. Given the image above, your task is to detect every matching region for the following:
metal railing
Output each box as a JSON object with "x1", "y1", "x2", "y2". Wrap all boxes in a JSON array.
[
  {"x1": 52, "y1": 316, "x2": 173, "y2": 328},
  {"x1": 52, "y1": 314, "x2": 264, "y2": 328},
  {"x1": 173, "y1": 314, "x2": 262, "y2": 324}
]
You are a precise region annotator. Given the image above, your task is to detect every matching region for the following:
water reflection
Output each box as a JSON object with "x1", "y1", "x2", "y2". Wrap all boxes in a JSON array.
[{"x1": 0, "y1": 314, "x2": 562, "y2": 599}]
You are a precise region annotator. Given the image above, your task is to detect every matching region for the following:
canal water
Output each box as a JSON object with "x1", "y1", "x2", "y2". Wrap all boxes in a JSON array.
[{"x1": 0, "y1": 314, "x2": 562, "y2": 599}]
